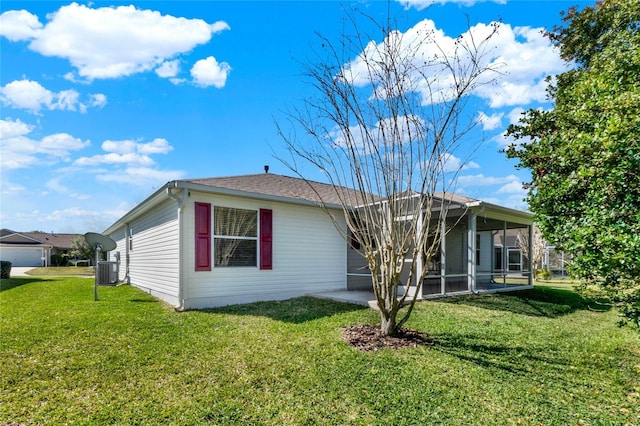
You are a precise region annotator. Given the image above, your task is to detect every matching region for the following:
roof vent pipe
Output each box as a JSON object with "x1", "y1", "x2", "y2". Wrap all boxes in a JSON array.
[{"x1": 264, "y1": 165, "x2": 269, "y2": 173}]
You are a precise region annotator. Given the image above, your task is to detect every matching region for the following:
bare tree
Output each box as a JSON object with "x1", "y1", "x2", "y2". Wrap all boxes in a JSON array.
[
  {"x1": 516, "y1": 224, "x2": 546, "y2": 278},
  {"x1": 279, "y1": 12, "x2": 500, "y2": 336}
]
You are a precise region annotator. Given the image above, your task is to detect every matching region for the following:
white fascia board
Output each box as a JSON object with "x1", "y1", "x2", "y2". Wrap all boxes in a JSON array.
[
  {"x1": 0, "y1": 242, "x2": 53, "y2": 248},
  {"x1": 0, "y1": 232, "x2": 43, "y2": 244},
  {"x1": 468, "y1": 201, "x2": 533, "y2": 225}
]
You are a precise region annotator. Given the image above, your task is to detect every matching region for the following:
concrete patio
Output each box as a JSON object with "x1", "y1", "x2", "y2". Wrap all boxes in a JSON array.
[{"x1": 309, "y1": 290, "x2": 376, "y2": 308}]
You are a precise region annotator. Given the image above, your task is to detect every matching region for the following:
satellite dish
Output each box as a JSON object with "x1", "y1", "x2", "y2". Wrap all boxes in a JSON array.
[
  {"x1": 84, "y1": 232, "x2": 117, "y2": 301},
  {"x1": 84, "y1": 232, "x2": 116, "y2": 252}
]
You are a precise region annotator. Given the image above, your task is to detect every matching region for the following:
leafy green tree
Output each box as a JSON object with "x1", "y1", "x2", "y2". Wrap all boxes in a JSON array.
[
  {"x1": 505, "y1": 0, "x2": 640, "y2": 329},
  {"x1": 71, "y1": 236, "x2": 94, "y2": 263}
]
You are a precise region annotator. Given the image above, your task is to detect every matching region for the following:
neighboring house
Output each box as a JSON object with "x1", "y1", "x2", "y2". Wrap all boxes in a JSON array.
[
  {"x1": 493, "y1": 230, "x2": 531, "y2": 273},
  {"x1": 0, "y1": 229, "x2": 79, "y2": 267},
  {"x1": 103, "y1": 172, "x2": 534, "y2": 310}
]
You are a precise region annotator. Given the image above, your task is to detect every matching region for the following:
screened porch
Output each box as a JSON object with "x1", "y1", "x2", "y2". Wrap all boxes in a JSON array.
[{"x1": 346, "y1": 195, "x2": 534, "y2": 298}]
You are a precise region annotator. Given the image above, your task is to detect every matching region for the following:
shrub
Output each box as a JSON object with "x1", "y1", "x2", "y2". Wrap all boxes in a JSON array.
[
  {"x1": 50, "y1": 254, "x2": 69, "y2": 267},
  {"x1": 0, "y1": 261, "x2": 11, "y2": 279},
  {"x1": 537, "y1": 268, "x2": 552, "y2": 281}
]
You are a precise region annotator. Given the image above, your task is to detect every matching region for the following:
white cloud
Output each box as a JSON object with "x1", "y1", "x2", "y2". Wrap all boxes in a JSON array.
[
  {"x1": 0, "y1": 118, "x2": 90, "y2": 169},
  {"x1": 63, "y1": 72, "x2": 78, "y2": 83},
  {"x1": 0, "y1": 3, "x2": 230, "y2": 80},
  {"x1": 442, "y1": 153, "x2": 480, "y2": 172},
  {"x1": 476, "y1": 111, "x2": 503, "y2": 131},
  {"x1": 52, "y1": 89, "x2": 79, "y2": 111},
  {"x1": 40, "y1": 133, "x2": 92, "y2": 160},
  {"x1": 191, "y1": 56, "x2": 231, "y2": 88},
  {"x1": 0, "y1": 79, "x2": 107, "y2": 114},
  {"x1": 101, "y1": 137, "x2": 173, "y2": 155},
  {"x1": 399, "y1": 0, "x2": 506, "y2": 9},
  {"x1": 507, "y1": 107, "x2": 526, "y2": 124},
  {"x1": 74, "y1": 152, "x2": 156, "y2": 167},
  {"x1": 137, "y1": 138, "x2": 173, "y2": 154},
  {"x1": 44, "y1": 207, "x2": 104, "y2": 224},
  {"x1": 75, "y1": 138, "x2": 174, "y2": 166},
  {"x1": 96, "y1": 167, "x2": 184, "y2": 187},
  {"x1": 101, "y1": 139, "x2": 138, "y2": 154},
  {"x1": 156, "y1": 60, "x2": 180, "y2": 78},
  {"x1": 89, "y1": 93, "x2": 107, "y2": 108},
  {"x1": 341, "y1": 19, "x2": 567, "y2": 110},
  {"x1": 455, "y1": 173, "x2": 528, "y2": 209},
  {"x1": 0, "y1": 9, "x2": 42, "y2": 41},
  {"x1": 331, "y1": 114, "x2": 426, "y2": 151},
  {"x1": 457, "y1": 173, "x2": 520, "y2": 187},
  {"x1": 478, "y1": 78, "x2": 549, "y2": 109},
  {"x1": 0, "y1": 180, "x2": 26, "y2": 195},
  {"x1": 0, "y1": 79, "x2": 52, "y2": 112},
  {"x1": 45, "y1": 177, "x2": 90, "y2": 199},
  {"x1": 0, "y1": 117, "x2": 32, "y2": 138},
  {"x1": 497, "y1": 180, "x2": 527, "y2": 194},
  {"x1": 492, "y1": 106, "x2": 535, "y2": 146}
]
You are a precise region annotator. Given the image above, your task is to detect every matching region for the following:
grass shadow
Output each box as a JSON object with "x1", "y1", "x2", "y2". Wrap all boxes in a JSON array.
[
  {"x1": 436, "y1": 286, "x2": 610, "y2": 318},
  {"x1": 431, "y1": 331, "x2": 574, "y2": 377},
  {"x1": 0, "y1": 276, "x2": 48, "y2": 292},
  {"x1": 205, "y1": 296, "x2": 368, "y2": 324}
]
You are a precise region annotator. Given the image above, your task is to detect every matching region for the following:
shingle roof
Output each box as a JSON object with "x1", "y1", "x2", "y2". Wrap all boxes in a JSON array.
[
  {"x1": 434, "y1": 192, "x2": 479, "y2": 205},
  {"x1": 180, "y1": 174, "x2": 484, "y2": 209},
  {"x1": 0, "y1": 231, "x2": 80, "y2": 249},
  {"x1": 182, "y1": 173, "x2": 368, "y2": 206},
  {"x1": 0, "y1": 229, "x2": 16, "y2": 237},
  {"x1": 25, "y1": 232, "x2": 79, "y2": 249}
]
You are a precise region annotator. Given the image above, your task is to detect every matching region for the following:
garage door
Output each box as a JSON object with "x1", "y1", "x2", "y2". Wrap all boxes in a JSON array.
[{"x1": 0, "y1": 247, "x2": 44, "y2": 267}]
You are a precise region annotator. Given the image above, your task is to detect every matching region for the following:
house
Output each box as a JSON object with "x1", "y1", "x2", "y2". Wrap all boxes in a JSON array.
[
  {"x1": 0, "y1": 229, "x2": 79, "y2": 267},
  {"x1": 103, "y1": 172, "x2": 533, "y2": 310}
]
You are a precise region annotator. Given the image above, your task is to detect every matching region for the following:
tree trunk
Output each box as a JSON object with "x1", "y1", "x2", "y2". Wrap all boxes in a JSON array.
[{"x1": 380, "y1": 313, "x2": 397, "y2": 336}]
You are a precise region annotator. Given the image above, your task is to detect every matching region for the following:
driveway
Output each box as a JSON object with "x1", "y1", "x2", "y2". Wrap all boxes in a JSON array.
[{"x1": 8, "y1": 267, "x2": 34, "y2": 277}]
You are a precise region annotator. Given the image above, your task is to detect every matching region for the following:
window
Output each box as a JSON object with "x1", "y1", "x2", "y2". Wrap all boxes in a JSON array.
[
  {"x1": 214, "y1": 207, "x2": 258, "y2": 267},
  {"x1": 508, "y1": 249, "x2": 522, "y2": 271}
]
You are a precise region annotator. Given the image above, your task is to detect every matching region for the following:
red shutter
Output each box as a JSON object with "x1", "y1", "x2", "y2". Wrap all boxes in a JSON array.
[
  {"x1": 259, "y1": 208, "x2": 272, "y2": 270},
  {"x1": 194, "y1": 202, "x2": 211, "y2": 271}
]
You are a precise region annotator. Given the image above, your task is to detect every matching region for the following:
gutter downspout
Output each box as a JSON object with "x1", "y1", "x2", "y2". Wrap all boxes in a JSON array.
[{"x1": 167, "y1": 185, "x2": 188, "y2": 311}]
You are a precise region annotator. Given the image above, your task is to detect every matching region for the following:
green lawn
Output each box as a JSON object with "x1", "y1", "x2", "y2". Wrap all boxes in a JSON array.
[
  {"x1": 1, "y1": 277, "x2": 638, "y2": 425},
  {"x1": 24, "y1": 266, "x2": 94, "y2": 276}
]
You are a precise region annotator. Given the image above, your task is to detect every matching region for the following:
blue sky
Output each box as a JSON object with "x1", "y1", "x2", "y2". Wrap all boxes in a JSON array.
[{"x1": 0, "y1": 0, "x2": 585, "y2": 233}]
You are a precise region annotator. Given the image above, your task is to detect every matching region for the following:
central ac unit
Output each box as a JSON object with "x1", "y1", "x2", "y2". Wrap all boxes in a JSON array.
[{"x1": 97, "y1": 261, "x2": 118, "y2": 285}]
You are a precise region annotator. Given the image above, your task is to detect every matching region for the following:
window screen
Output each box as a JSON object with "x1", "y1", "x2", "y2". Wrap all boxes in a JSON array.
[{"x1": 214, "y1": 207, "x2": 257, "y2": 267}]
